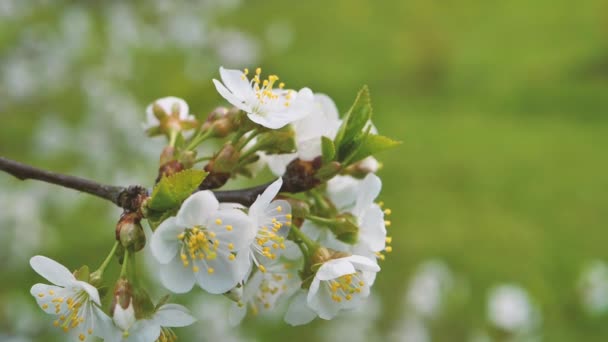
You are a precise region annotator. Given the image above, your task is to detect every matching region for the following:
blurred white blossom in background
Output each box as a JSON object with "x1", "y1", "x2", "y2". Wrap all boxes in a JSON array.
[{"x1": 578, "y1": 260, "x2": 608, "y2": 316}]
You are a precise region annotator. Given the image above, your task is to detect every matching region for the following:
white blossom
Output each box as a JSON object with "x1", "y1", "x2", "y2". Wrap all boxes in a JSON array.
[
  {"x1": 302, "y1": 173, "x2": 388, "y2": 259},
  {"x1": 264, "y1": 93, "x2": 341, "y2": 176},
  {"x1": 246, "y1": 178, "x2": 292, "y2": 272},
  {"x1": 29, "y1": 256, "x2": 108, "y2": 341},
  {"x1": 100, "y1": 303, "x2": 195, "y2": 342},
  {"x1": 150, "y1": 191, "x2": 255, "y2": 294},
  {"x1": 284, "y1": 255, "x2": 380, "y2": 325},
  {"x1": 487, "y1": 284, "x2": 540, "y2": 333},
  {"x1": 144, "y1": 96, "x2": 193, "y2": 129},
  {"x1": 229, "y1": 259, "x2": 300, "y2": 326},
  {"x1": 213, "y1": 66, "x2": 314, "y2": 129}
]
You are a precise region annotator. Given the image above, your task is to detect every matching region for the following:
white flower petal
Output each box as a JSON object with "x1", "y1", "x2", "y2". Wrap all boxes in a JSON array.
[
  {"x1": 155, "y1": 96, "x2": 190, "y2": 120},
  {"x1": 228, "y1": 303, "x2": 247, "y2": 327},
  {"x1": 195, "y1": 250, "x2": 244, "y2": 294},
  {"x1": 352, "y1": 173, "x2": 382, "y2": 216},
  {"x1": 74, "y1": 280, "x2": 101, "y2": 305},
  {"x1": 128, "y1": 319, "x2": 161, "y2": 342},
  {"x1": 150, "y1": 217, "x2": 182, "y2": 264},
  {"x1": 263, "y1": 152, "x2": 296, "y2": 176},
  {"x1": 316, "y1": 258, "x2": 356, "y2": 281},
  {"x1": 327, "y1": 175, "x2": 360, "y2": 211},
  {"x1": 213, "y1": 79, "x2": 251, "y2": 113},
  {"x1": 346, "y1": 255, "x2": 381, "y2": 273},
  {"x1": 159, "y1": 258, "x2": 196, "y2": 294},
  {"x1": 249, "y1": 178, "x2": 283, "y2": 220},
  {"x1": 284, "y1": 290, "x2": 317, "y2": 326},
  {"x1": 30, "y1": 283, "x2": 67, "y2": 314},
  {"x1": 308, "y1": 284, "x2": 341, "y2": 320},
  {"x1": 211, "y1": 209, "x2": 256, "y2": 251},
  {"x1": 176, "y1": 191, "x2": 219, "y2": 228},
  {"x1": 153, "y1": 304, "x2": 196, "y2": 327},
  {"x1": 219, "y1": 67, "x2": 252, "y2": 98},
  {"x1": 358, "y1": 205, "x2": 386, "y2": 252},
  {"x1": 30, "y1": 255, "x2": 75, "y2": 287}
]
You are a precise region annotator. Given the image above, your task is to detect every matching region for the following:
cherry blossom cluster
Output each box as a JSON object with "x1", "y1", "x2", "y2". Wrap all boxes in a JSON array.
[{"x1": 28, "y1": 66, "x2": 398, "y2": 341}]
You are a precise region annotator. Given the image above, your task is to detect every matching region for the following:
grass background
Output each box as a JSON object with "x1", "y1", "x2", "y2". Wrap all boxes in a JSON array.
[{"x1": 1, "y1": 0, "x2": 607, "y2": 341}]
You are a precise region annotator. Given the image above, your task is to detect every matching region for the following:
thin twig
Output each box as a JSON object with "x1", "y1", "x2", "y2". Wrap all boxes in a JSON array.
[{"x1": 0, "y1": 156, "x2": 126, "y2": 206}]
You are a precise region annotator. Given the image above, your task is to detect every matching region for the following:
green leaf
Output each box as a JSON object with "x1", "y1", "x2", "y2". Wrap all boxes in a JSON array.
[
  {"x1": 344, "y1": 134, "x2": 401, "y2": 165},
  {"x1": 334, "y1": 86, "x2": 373, "y2": 160},
  {"x1": 321, "y1": 136, "x2": 336, "y2": 163},
  {"x1": 146, "y1": 208, "x2": 178, "y2": 230},
  {"x1": 148, "y1": 169, "x2": 207, "y2": 211}
]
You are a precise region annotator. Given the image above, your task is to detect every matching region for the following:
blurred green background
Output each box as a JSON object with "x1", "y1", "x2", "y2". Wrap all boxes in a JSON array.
[{"x1": 1, "y1": 0, "x2": 607, "y2": 341}]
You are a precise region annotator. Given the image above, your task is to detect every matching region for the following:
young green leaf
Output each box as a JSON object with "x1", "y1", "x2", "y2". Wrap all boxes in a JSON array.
[
  {"x1": 344, "y1": 134, "x2": 401, "y2": 166},
  {"x1": 334, "y1": 86, "x2": 373, "y2": 160},
  {"x1": 148, "y1": 169, "x2": 207, "y2": 211},
  {"x1": 321, "y1": 136, "x2": 336, "y2": 163}
]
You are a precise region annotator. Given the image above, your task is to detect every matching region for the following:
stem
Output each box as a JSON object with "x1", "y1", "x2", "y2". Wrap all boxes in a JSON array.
[
  {"x1": 0, "y1": 156, "x2": 127, "y2": 207},
  {"x1": 305, "y1": 215, "x2": 336, "y2": 227},
  {"x1": 235, "y1": 128, "x2": 259, "y2": 150},
  {"x1": 186, "y1": 129, "x2": 213, "y2": 151},
  {"x1": 95, "y1": 242, "x2": 119, "y2": 275},
  {"x1": 120, "y1": 250, "x2": 129, "y2": 278},
  {"x1": 194, "y1": 156, "x2": 212, "y2": 164},
  {"x1": 168, "y1": 130, "x2": 178, "y2": 148},
  {"x1": 289, "y1": 226, "x2": 319, "y2": 251}
]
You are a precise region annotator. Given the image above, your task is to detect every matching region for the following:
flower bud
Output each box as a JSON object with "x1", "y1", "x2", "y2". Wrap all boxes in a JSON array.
[
  {"x1": 110, "y1": 279, "x2": 136, "y2": 331},
  {"x1": 282, "y1": 157, "x2": 322, "y2": 193},
  {"x1": 311, "y1": 247, "x2": 332, "y2": 265},
  {"x1": 201, "y1": 107, "x2": 238, "y2": 138},
  {"x1": 255, "y1": 126, "x2": 296, "y2": 154},
  {"x1": 212, "y1": 143, "x2": 240, "y2": 173},
  {"x1": 116, "y1": 212, "x2": 146, "y2": 252},
  {"x1": 330, "y1": 213, "x2": 359, "y2": 245},
  {"x1": 315, "y1": 161, "x2": 342, "y2": 182},
  {"x1": 156, "y1": 159, "x2": 185, "y2": 183},
  {"x1": 343, "y1": 156, "x2": 381, "y2": 178}
]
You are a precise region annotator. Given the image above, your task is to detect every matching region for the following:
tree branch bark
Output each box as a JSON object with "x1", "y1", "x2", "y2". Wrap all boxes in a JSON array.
[
  {"x1": 0, "y1": 156, "x2": 127, "y2": 206},
  {"x1": 0, "y1": 156, "x2": 319, "y2": 210}
]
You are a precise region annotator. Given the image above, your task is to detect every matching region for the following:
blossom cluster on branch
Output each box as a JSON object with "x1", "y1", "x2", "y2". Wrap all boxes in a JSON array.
[{"x1": 23, "y1": 66, "x2": 400, "y2": 341}]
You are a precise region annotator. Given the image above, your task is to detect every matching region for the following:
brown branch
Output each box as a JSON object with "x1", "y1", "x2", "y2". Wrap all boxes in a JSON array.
[{"x1": 0, "y1": 156, "x2": 322, "y2": 211}]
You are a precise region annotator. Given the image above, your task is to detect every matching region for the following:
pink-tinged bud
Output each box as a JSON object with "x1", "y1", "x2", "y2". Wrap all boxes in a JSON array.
[
  {"x1": 343, "y1": 156, "x2": 381, "y2": 178},
  {"x1": 116, "y1": 212, "x2": 146, "y2": 252},
  {"x1": 110, "y1": 279, "x2": 136, "y2": 331},
  {"x1": 212, "y1": 143, "x2": 240, "y2": 173}
]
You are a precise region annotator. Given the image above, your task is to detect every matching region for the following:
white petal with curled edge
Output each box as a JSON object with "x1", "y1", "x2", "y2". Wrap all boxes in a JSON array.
[
  {"x1": 284, "y1": 290, "x2": 317, "y2": 326},
  {"x1": 249, "y1": 178, "x2": 283, "y2": 220},
  {"x1": 315, "y1": 258, "x2": 356, "y2": 281},
  {"x1": 213, "y1": 79, "x2": 252, "y2": 113},
  {"x1": 327, "y1": 175, "x2": 360, "y2": 211},
  {"x1": 30, "y1": 255, "x2": 75, "y2": 287},
  {"x1": 219, "y1": 67, "x2": 253, "y2": 99},
  {"x1": 176, "y1": 190, "x2": 219, "y2": 228},
  {"x1": 75, "y1": 280, "x2": 101, "y2": 305},
  {"x1": 159, "y1": 258, "x2": 196, "y2": 294},
  {"x1": 150, "y1": 217, "x2": 182, "y2": 264},
  {"x1": 153, "y1": 304, "x2": 196, "y2": 327},
  {"x1": 345, "y1": 255, "x2": 381, "y2": 273}
]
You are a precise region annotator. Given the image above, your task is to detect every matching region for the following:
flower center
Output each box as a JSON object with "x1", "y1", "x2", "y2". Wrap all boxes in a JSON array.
[
  {"x1": 38, "y1": 288, "x2": 94, "y2": 340},
  {"x1": 326, "y1": 272, "x2": 366, "y2": 303},
  {"x1": 243, "y1": 67, "x2": 293, "y2": 109},
  {"x1": 253, "y1": 217, "x2": 288, "y2": 269},
  {"x1": 177, "y1": 226, "x2": 227, "y2": 274}
]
